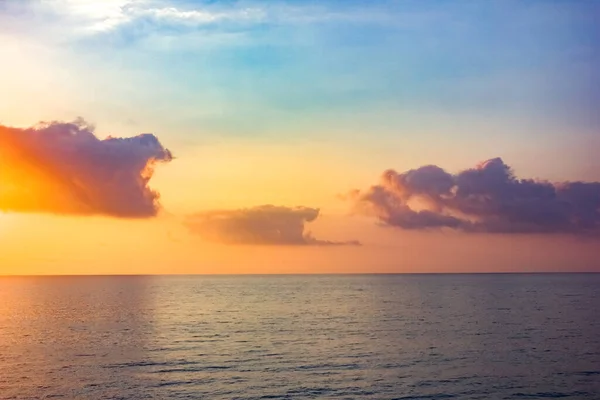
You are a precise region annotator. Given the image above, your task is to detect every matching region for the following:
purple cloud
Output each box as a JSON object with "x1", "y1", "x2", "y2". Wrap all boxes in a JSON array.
[
  {"x1": 186, "y1": 205, "x2": 360, "y2": 246},
  {"x1": 350, "y1": 158, "x2": 600, "y2": 235},
  {"x1": 0, "y1": 119, "x2": 173, "y2": 217}
]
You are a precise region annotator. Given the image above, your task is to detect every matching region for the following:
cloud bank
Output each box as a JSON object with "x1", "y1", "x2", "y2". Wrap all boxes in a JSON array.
[
  {"x1": 0, "y1": 119, "x2": 172, "y2": 217},
  {"x1": 350, "y1": 158, "x2": 600, "y2": 235},
  {"x1": 186, "y1": 205, "x2": 360, "y2": 246}
]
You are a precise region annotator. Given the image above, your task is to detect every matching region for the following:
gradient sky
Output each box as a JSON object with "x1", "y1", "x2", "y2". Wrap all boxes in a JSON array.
[{"x1": 0, "y1": 0, "x2": 599, "y2": 274}]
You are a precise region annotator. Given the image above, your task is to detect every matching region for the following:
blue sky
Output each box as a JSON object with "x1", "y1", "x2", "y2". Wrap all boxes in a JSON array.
[{"x1": 1, "y1": 0, "x2": 598, "y2": 162}]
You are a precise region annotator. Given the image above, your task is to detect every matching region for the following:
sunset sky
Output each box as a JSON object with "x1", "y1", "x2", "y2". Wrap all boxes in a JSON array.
[{"x1": 1, "y1": 0, "x2": 599, "y2": 274}]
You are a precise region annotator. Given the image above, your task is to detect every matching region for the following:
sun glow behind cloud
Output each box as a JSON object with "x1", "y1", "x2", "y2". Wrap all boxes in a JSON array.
[{"x1": 0, "y1": 120, "x2": 172, "y2": 217}]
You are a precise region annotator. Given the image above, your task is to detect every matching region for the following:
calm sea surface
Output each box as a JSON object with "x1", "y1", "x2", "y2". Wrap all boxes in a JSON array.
[{"x1": 0, "y1": 274, "x2": 598, "y2": 399}]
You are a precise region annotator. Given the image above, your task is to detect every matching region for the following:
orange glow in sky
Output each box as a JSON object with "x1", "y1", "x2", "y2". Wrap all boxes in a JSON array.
[{"x1": 1, "y1": 0, "x2": 599, "y2": 274}]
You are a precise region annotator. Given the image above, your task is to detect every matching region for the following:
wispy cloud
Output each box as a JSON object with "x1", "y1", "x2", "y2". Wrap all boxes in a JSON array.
[
  {"x1": 51, "y1": 0, "x2": 136, "y2": 32},
  {"x1": 0, "y1": 0, "x2": 402, "y2": 43},
  {"x1": 67, "y1": 1, "x2": 265, "y2": 33},
  {"x1": 0, "y1": 0, "x2": 266, "y2": 41}
]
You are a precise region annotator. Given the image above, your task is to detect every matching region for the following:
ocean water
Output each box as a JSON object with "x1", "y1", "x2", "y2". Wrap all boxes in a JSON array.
[{"x1": 0, "y1": 274, "x2": 598, "y2": 399}]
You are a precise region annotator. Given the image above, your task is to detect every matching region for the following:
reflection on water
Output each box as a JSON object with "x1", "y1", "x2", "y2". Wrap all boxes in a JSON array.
[
  {"x1": 0, "y1": 274, "x2": 598, "y2": 399},
  {"x1": 0, "y1": 276, "x2": 152, "y2": 398}
]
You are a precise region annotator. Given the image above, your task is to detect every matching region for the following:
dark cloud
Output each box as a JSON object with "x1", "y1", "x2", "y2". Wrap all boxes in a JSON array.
[
  {"x1": 186, "y1": 205, "x2": 361, "y2": 246},
  {"x1": 350, "y1": 157, "x2": 600, "y2": 235},
  {"x1": 0, "y1": 119, "x2": 172, "y2": 217}
]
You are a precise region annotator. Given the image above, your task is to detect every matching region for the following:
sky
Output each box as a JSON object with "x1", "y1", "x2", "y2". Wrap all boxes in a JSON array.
[{"x1": 0, "y1": 0, "x2": 599, "y2": 274}]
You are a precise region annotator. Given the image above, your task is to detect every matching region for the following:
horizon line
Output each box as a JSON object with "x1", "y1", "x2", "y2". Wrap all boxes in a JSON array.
[{"x1": 1, "y1": 271, "x2": 598, "y2": 278}]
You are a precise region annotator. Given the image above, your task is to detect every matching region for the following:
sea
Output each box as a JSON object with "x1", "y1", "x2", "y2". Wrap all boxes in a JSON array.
[{"x1": 0, "y1": 274, "x2": 598, "y2": 399}]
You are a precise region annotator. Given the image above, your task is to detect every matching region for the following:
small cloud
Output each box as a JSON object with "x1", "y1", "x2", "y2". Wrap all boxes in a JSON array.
[
  {"x1": 349, "y1": 157, "x2": 600, "y2": 235},
  {"x1": 185, "y1": 205, "x2": 360, "y2": 246},
  {"x1": 37, "y1": 0, "x2": 266, "y2": 34},
  {"x1": 0, "y1": 118, "x2": 172, "y2": 217}
]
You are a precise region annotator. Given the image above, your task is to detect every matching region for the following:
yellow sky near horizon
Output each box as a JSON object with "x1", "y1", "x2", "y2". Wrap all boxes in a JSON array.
[
  {"x1": 1, "y1": 129, "x2": 599, "y2": 275},
  {"x1": 2, "y1": 210, "x2": 599, "y2": 275}
]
